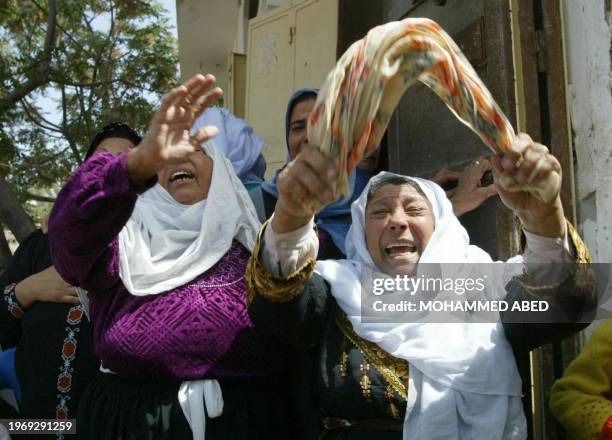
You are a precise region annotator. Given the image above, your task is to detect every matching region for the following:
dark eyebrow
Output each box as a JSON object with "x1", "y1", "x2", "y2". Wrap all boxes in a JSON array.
[
  {"x1": 366, "y1": 196, "x2": 392, "y2": 212},
  {"x1": 290, "y1": 118, "x2": 308, "y2": 128}
]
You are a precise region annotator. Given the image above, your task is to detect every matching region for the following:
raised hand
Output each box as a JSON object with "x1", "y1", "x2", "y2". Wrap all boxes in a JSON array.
[
  {"x1": 272, "y1": 145, "x2": 338, "y2": 234},
  {"x1": 432, "y1": 158, "x2": 497, "y2": 217},
  {"x1": 127, "y1": 74, "x2": 223, "y2": 184},
  {"x1": 490, "y1": 133, "x2": 565, "y2": 238}
]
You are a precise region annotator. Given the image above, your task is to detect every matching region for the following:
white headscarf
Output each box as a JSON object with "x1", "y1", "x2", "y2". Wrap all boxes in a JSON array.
[
  {"x1": 117, "y1": 141, "x2": 261, "y2": 296},
  {"x1": 316, "y1": 172, "x2": 527, "y2": 439}
]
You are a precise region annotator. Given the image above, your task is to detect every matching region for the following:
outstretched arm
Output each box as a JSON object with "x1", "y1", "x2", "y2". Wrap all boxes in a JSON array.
[{"x1": 49, "y1": 74, "x2": 223, "y2": 290}]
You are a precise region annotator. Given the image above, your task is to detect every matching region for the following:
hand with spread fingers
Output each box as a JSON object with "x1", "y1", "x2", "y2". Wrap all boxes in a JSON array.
[
  {"x1": 272, "y1": 145, "x2": 338, "y2": 234},
  {"x1": 431, "y1": 167, "x2": 461, "y2": 190},
  {"x1": 490, "y1": 133, "x2": 565, "y2": 238},
  {"x1": 432, "y1": 158, "x2": 498, "y2": 217},
  {"x1": 127, "y1": 74, "x2": 223, "y2": 184}
]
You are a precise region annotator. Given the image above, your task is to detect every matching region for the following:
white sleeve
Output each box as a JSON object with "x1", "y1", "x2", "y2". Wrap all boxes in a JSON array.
[
  {"x1": 502, "y1": 223, "x2": 571, "y2": 298},
  {"x1": 260, "y1": 214, "x2": 319, "y2": 277},
  {"x1": 522, "y1": 223, "x2": 573, "y2": 264}
]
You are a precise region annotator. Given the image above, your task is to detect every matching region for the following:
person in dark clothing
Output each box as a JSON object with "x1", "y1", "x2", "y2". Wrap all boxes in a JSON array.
[
  {"x1": 0, "y1": 122, "x2": 141, "y2": 437},
  {"x1": 251, "y1": 88, "x2": 371, "y2": 260},
  {"x1": 48, "y1": 74, "x2": 291, "y2": 440}
]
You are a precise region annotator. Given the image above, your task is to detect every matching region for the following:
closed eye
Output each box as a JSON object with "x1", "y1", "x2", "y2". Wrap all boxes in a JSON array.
[
  {"x1": 369, "y1": 209, "x2": 390, "y2": 218},
  {"x1": 405, "y1": 206, "x2": 426, "y2": 215}
]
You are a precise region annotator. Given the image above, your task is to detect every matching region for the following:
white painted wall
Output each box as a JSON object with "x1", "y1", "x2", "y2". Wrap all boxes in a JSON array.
[{"x1": 563, "y1": 0, "x2": 612, "y2": 262}]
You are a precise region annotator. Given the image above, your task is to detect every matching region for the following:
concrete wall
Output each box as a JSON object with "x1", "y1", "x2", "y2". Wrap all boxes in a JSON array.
[
  {"x1": 564, "y1": 0, "x2": 612, "y2": 262},
  {"x1": 175, "y1": 0, "x2": 241, "y2": 89}
]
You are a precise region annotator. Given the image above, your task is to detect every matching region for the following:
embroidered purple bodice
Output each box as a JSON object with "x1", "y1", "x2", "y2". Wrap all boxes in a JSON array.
[{"x1": 48, "y1": 152, "x2": 285, "y2": 381}]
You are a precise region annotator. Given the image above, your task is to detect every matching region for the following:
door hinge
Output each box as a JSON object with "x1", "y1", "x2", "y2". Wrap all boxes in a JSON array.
[{"x1": 289, "y1": 26, "x2": 296, "y2": 44}]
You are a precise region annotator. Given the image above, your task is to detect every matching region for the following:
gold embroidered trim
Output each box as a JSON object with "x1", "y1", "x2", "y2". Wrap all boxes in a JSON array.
[
  {"x1": 567, "y1": 220, "x2": 591, "y2": 263},
  {"x1": 514, "y1": 219, "x2": 595, "y2": 296},
  {"x1": 246, "y1": 219, "x2": 316, "y2": 305},
  {"x1": 335, "y1": 308, "x2": 409, "y2": 400}
]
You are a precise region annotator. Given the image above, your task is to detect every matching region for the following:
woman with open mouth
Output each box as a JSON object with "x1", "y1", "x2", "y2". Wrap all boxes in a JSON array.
[
  {"x1": 246, "y1": 138, "x2": 594, "y2": 439},
  {"x1": 48, "y1": 74, "x2": 290, "y2": 440}
]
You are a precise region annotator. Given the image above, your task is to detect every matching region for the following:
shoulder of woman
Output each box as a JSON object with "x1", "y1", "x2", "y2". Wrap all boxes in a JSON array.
[{"x1": 306, "y1": 272, "x2": 331, "y2": 293}]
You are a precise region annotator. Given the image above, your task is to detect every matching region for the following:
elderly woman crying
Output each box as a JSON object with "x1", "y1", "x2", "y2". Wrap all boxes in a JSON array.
[
  {"x1": 246, "y1": 135, "x2": 594, "y2": 439},
  {"x1": 48, "y1": 74, "x2": 290, "y2": 440}
]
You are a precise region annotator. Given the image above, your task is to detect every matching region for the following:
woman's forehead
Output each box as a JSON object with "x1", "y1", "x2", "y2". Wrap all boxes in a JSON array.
[
  {"x1": 366, "y1": 183, "x2": 429, "y2": 207},
  {"x1": 97, "y1": 136, "x2": 135, "y2": 149}
]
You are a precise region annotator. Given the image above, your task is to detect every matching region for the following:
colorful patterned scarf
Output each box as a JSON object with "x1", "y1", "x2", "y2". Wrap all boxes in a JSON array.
[{"x1": 308, "y1": 17, "x2": 557, "y2": 202}]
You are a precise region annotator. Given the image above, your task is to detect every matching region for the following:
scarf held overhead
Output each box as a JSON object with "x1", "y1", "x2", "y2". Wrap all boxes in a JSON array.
[{"x1": 308, "y1": 17, "x2": 558, "y2": 202}]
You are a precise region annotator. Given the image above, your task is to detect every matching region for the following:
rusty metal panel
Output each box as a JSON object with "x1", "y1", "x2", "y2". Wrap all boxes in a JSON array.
[
  {"x1": 454, "y1": 17, "x2": 486, "y2": 68},
  {"x1": 518, "y1": 0, "x2": 543, "y2": 140},
  {"x1": 542, "y1": 0, "x2": 576, "y2": 222},
  {"x1": 484, "y1": 0, "x2": 522, "y2": 260},
  {"x1": 523, "y1": 1, "x2": 580, "y2": 438}
]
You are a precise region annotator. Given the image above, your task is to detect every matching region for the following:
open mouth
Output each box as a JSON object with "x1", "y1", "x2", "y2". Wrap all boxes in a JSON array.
[
  {"x1": 385, "y1": 242, "x2": 417, "y2": 255},
  {"x1": 169, "y1": 170, "x2": 196, "y2": 183}
]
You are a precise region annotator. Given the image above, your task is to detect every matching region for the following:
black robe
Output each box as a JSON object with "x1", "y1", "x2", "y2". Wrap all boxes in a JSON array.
[
  {"x1": 249, "y1": 246, "x2": 594, "y2": 439},
  {"x1": 0, "y1": 230, "x2": 99, "y2": 437}
]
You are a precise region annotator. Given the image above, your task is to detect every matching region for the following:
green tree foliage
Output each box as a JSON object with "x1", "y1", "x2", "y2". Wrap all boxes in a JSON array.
[{"x1": 0, "y1": 0, "x2": 178, "y2": 238}]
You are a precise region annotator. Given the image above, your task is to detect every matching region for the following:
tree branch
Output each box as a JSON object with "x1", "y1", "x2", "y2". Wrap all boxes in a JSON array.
[
  {"x1": 60, "y1": 86, "x2": 82, "y2": 163},
  {"x1": 24, "y1": 192, "x2": 56, "y2": 203},
  {"x1": 2, "y1": 0, "x2": 57, "y2": 106},
  {"x1": 0, "y1": 175, "x2": 36, "y2": 242},
  {"x1": 30, "y1": 0, "x2": 90, "y2": 56},
  {"x1": 20, "y1": 98, "x2": 64, "y2": 133},
  {"x1": 48, "y1": 76, "x2": 123, "y2": 88}
]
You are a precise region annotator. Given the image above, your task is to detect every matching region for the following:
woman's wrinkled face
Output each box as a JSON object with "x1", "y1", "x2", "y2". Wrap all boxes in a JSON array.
[
  {"x1": 365, "y1": 184, "x2": 435, "y2": 276},
  {"x1": 158, "y1": 150, "x2": 213, "y2": 205}
]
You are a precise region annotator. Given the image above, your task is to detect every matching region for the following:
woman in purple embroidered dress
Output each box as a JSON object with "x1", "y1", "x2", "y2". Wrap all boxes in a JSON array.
[{"x1": 48, "y1": 74, "x2": 290, "y2": 440}]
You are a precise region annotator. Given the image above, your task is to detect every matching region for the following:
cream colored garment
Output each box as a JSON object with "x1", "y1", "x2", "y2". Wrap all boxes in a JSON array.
[{"x1": 308, "y1": 18, "x2": 559, "y2": 202}]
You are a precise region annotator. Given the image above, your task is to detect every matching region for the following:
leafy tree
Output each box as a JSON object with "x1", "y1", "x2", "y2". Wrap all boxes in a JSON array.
[{"x1": 0, "y1": 0, "x2": 178, "y2": 268}]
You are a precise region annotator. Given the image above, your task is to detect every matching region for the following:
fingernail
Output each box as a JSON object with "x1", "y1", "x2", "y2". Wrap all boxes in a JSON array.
[{"x1": 327, "y1": 167, "x2": 338, "y2": 178}]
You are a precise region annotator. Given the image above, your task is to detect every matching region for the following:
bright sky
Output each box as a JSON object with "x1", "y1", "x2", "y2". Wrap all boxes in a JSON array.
[{"x1": 159, "y1": 0, "x2": 178, "y2": 38}]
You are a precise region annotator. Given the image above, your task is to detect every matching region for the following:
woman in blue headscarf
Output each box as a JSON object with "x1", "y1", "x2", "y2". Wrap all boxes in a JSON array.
[
  {"x1": 253, "y1": 88, "x2": 371, "y2": 259},
  {"x1": 191, "y1": 107, "x2": 267, "y2": 190}
]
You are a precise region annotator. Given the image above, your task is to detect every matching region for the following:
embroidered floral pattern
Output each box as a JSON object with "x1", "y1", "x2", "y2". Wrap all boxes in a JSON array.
[
  {"x1": 3, "y1": 283, "x2": 24, "y2": 318},
  {"x1": 55, "y1": 304, "x2": 84, "y2": 440}
]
